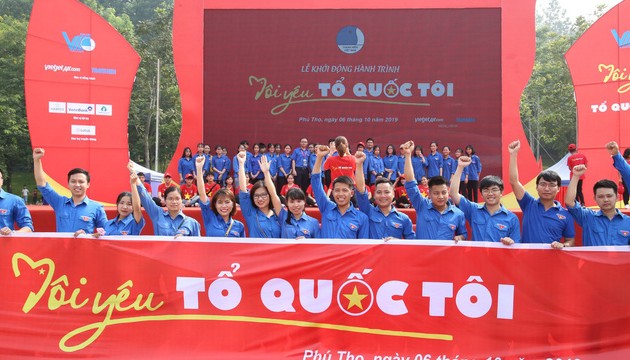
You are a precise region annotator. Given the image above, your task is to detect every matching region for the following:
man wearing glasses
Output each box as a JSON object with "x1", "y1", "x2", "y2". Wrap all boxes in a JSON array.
[
  {"x1": 449, "y1": 156, "x2": 520, "y2": 244},
  {"x1": 508, "y1": 140, "x2": 575, "y2": 248}
]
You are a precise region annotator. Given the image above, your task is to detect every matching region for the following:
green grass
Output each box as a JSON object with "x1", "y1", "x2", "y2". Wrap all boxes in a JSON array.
[{"x1": 3, "y1": 170, "x2": 37, "y2": 201}]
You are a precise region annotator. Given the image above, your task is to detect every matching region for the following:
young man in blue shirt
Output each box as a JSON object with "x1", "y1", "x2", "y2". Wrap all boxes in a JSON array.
[
  {"x1": 402, "y1": 141, "x2": 467, "y2": 240},
  {"x1": 0, "y1": 168, "x2": 34, "y2": 235},
  {"x1": 508, "y1": 140, "x2": 575, "y2": 247},
  {"x1": 449, "y1": 156, "x2": 520, "y2": 244},
  {"x1": 33, "y1": 148, "x2": 107, "y2": 233},
  {"x1": 354, "y1": 150, "x2": 414, "y2": 240},
  {"x1": 311, "y1": 144, "x2": 369, "y2": 239},
  {"x1": 566, "y1": 156, "x2": 630, "y2": 246}
]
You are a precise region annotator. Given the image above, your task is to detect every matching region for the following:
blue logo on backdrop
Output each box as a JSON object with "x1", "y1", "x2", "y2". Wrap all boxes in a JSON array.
[
  {"x1": 62, "y1": 32, "x2": 96, "y2": 52},
  {"x1": 337, "y1": 26, "x2": 364, "y2": 54},
  {"x1": 612, "y1": 29, "x2": 630, "y2": 48}
]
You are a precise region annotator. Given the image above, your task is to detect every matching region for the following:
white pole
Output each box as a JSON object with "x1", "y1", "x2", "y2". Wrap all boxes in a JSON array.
[{"x1": 154, "y1": 58, "x2": 160, "y2": 171}]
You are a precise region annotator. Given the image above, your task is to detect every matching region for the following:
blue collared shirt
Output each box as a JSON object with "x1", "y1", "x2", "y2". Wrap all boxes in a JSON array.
[
  {"x1": 468, "y1": 154, "x2": 482, "y2": 181},
  {"x1": 412, "y1": 156, "x2": 428, "y2": 180},
  {"x1": 199, "y1": 199, "x2": 245, "y2": 237},
  {"x1": 426, "y1": 153, "x2": 443, "y2": 178},
  {"x1": 292, "y1": 148, "x2": 310, "y2": 169},
  {"x1": 369, "y1": 156, "x2": 385, "y2": 184},
  {"x1": 178, "y1": 157, "x2": 196, "y2": 178},
  {"x1": 264, "y1": 153, "x2": 279, "y2": 177},
  {"x1": 311, "y1": 174, "x2": 369, "y2": 239},
  {"x1": 137, "y1": 185, "x2": 200, "y2": 236},
  {"x1": 357, "y1": 190, "x2": 415, "y2": 239},
  {"x1": 405, "y1": 180, "x2": 467, "y2": 240},
  {"x1": 383, "y1": 155, "x2": 399, "y2": 181},
  {"x1": 103, "y1": 214, "x2": 145, "y2": 235},
  {"x1": 567, "y1": 202, "x2": 630, "y2": 246},
  {"x1": 212, "y1": 155, "x2": 231, "y2": 180},
  {"x1": 277, "y1": 208, "x2": 320, "y2": 239},
  {"x1": 0, "y1": 189, "x2": 34, "y2": 231},
  {"x1": 39, "y1": 183, "x2": 107, "y2": 233},
  {"x1": 457, "y1": 196, "x2": 520, "y2": 242},
  {"x1": 613, "y1": 152, "x2": 630, "y2": 185},
  {"x1": 442, "y1": 156, "x2": 456, "y2": 182},
  {"x1": 518, "y1": 191, "x2": 575, "y2": 243},
  {"x1": 238, "y1": 191, "x2": 281, "y2": 238},
  {"x1": 277, "y1": 154, "x2": 293, "y2": 177}
]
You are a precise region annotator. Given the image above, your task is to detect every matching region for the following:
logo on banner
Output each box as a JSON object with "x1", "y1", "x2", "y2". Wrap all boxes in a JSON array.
[
  {"x1": 71, "y1": 125, "x2": 96, "y2": 136},
  {"x1": 612, "y1": 29, "x2": 630, "y2": 48},
  {"x1": 95, "y1": 104, "x2": 112, "y2": 116},
  {"x1": 48, "y1": 101, "x2": 66, "y2": 114},
  {"x1": 67, "y1": 103, "x2": 94, "y2": 115},
  {"x1": 337, "y1": 25, "x2": 364, "y2": 54},
  {"x1": 62, "y1": 32, "x2": 96, "y2": 52}
]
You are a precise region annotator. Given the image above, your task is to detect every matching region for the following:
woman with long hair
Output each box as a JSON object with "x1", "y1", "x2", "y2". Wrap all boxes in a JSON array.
[
  {"x1": 195, "y1": 157, "x2": 245, "y2": 237},
  {"x1": 465, "y1": 144, "x2": 482, "y2": 202},
  {"x1": 177, "y1": 147, "x2": 195, "y2": 184},
  {"x1": 237, "y1": 151, "x2": 281, "y2": 238}
]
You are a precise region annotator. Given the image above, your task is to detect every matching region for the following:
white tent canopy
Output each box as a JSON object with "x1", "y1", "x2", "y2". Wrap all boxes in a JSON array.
[
  {"x1": 130, "y1": 161, "x2": 163, "y2": 195},
  {"x1": 545, "y1": 152, "x2": 571, "y2": 186}
]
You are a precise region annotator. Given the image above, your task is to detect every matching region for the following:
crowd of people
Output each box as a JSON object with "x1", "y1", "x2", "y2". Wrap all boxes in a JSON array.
[{"x1": 0, "y1": 137, "x2": 628, "y2": 247}]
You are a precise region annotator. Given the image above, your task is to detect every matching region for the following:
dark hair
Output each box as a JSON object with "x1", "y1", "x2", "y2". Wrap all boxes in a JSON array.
[
  {"x1": 211, "y1": 188, "x2": 237, "y2": 217},
  {"x1": 240, "y1": 140, "x2": 249, "y2": 146},
  {"x1": 249, "y1": 180, "x2": 269, "y2": 208},
  {"x1": 442, "y1": 145, "x2": 450, "y2": 151},
  {"x1": 215, "y1": 145, "x2": 223, "y2": 150},
  {"x1": 258, "y1": 142, "x2": 266, "y2": 149},
  {"x1": 593, "y1": 179, "x2": 617, "y2": 195},
  {"x1": 284, "y1": 144, "x2": 292, "y2": 150},
  {"x1": 335, "y1": 136, "x2": 348, "y2": 156},
  {"x1": 623, "y1": 148, "x2": 630, "y2": 159},
  {"x1": 332, "y1": 175, "x2": 354, "y2": 190},
  {"x1": 285, "y1": 188, "x2": 306, "y2": 224},
  {"x1": 374, "y1": 177, "x2": 393, "y2": 189},
  {"x1": 137, "y1": 172, "x2": 145, "y2": 177},
  {"x1": 430, "y1": 141, "x2": 438, "y2": 147},
  {"x1": 413, "y1": 145, "x2": 423, "y2": 157},
  {"x1": 536, "y1": 170, "x2": 562, "y2": 187},
  {"x1": 164, "y1": 186, "x2": 182, "y2": 198},
  {"x1": 197, "y1": 142, "x2": 204, "y2": 148},
  {"x1": 479, "y1": 175, "x2": 504, "y2": 192},
  {"x1": 386, "y1": 144, "x2": 396, "y2": 156},
  {"x1": 455, "y1": 148, "x2": 463, "y2": 154},
  {"x1": 267, "y1": 143, "x2": 275, "y2": 150},
  {"x1": 67, "y1": 168, "x2": 90, "y2": 183},
  {"x1": 373, "y1": 145, "x2": 381, "y2": 153},
  {"x1": 465, "y1": 145, "x2": 476, "y2": 155},
  {"x1": 181, "y1": 147, "x2": 192, "y2": 158},
  {"x1": 116, "y1": 191, "x2": 132, "y2": 204},
  {"x1": 366, "y1": 137, "x2": 374, "y2": 143},
  {"x1": 428, "y1": 176, "x2": 448, "y2": 188}
]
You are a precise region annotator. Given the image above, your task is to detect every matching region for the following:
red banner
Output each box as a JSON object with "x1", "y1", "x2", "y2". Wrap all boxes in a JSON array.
[
  {"x1": 565, "y1": 1, "x2": 630, "y2": 205},
  {"x1": 2, "y1": 235, "x2": 629, "y2": 359},
  {"x1": 24, "y1": 0, "x2": 140, "y2": 203}
]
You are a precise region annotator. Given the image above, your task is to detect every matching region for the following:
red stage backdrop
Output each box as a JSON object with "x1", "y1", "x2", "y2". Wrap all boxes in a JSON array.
[
  {"x1": 168, "y1": 0, "x2": 541, "y2": 192},
  {"x1": 1, "y1": 235, "x2": 630, "y2": 358},
  {"x1": 24, "y1": 0, "x2": 140, "y2": 203},
  {"x1": 566, "y1": 0, "x2": 630, "y2": 205}
]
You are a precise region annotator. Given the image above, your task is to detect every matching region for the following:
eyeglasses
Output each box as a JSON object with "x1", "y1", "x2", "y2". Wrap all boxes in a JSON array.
[
  {"x1": 537, "y1": 182, "x2": 558, "y2": 189},
  {"x1": 481, "y1": 188, "x2": 501, "y2": 194},
  {"x1": 253, "y1": 193, "x2": 269, "y2": 199}
]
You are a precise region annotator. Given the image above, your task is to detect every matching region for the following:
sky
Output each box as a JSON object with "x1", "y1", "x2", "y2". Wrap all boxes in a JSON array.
[{"x1": 537, "y1": 0, "x2": 623, "y2": 19}]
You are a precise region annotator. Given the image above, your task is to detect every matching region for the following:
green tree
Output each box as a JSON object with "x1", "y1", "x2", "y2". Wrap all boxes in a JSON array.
[
  {"x1": 0, "y1": 15, "x2": 31, "y2": 192},
  {"x1": 521, "y1": 1, "x2": 606, "y2": 165},
  {"x1": 128, "y1": 3, "x2": 181, "y2": 170}
]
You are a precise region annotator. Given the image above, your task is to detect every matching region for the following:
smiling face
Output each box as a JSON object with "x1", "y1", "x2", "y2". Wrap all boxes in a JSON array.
[
  {"x1": 287, "y1": 197, "x2": 305, "y2": 217},
  {"x1": 253, "y1": 187, "x2": 270, "y2": 209},
  {"x1": 332, "y1": 182, "x2": 353, "y2": 207},
  {"x1": 117, "y1": 195, "x2": 133, "y2": 218},
  {"x1": 68, "y1": 173, "x2": 89, "y2": 198},
  {"x1": 481, "y1": 186, "x2": 502, "y2": 207},
  {"x1": 214, "y1": 194, "x2": 234, "y2": 218},
  {"x1": 373, "y1": 182, "x2": 394, "y2": 209},
  {"x1": 165, "y1": 191, "x2": 182, "y2": 213}
]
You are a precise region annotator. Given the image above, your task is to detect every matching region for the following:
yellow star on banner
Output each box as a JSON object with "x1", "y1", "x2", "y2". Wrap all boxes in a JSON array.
[
  {"x1": 184, "y1": 193, "x2": 192, "y2": 200},
  {"x1": 343, "y1": 285, "x2": 367, "y2": 310},
  {"x1": 386, "y1": 85, "x2": 396, "y2": 95},
  {"x1": 38, "y1": 268, "x2": 45, "y2": 275}
]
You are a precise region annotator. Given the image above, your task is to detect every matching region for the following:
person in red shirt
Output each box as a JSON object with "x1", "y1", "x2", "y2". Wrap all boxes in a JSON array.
[
  {"x1": 306, "y1": 183, "x2": 327, "y2": 207},
  {"x1": 323, "y1": 136, "x2": 356, "y2": 182},
  {"x1": 280, "y1": 174, "x2": 300, "y2": 204},
  {"x1": 204, "y1": 172, "x2": 221, "y2": 199},
  {"x1": 180, "y1": 174, "x2": 199, "y2": 207},
  {"x1": 157, "y1": 173, "x2": 179, "y2": 206},
  {"x1": 394, "y1": 175, "x2": 410, "y2": 208},
  {"x1": 418, "y1": 176, "x2": 429, "y2": 197},
  {"x1": 566, "y1": 143, "x2": 588, "y2": 204}
]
